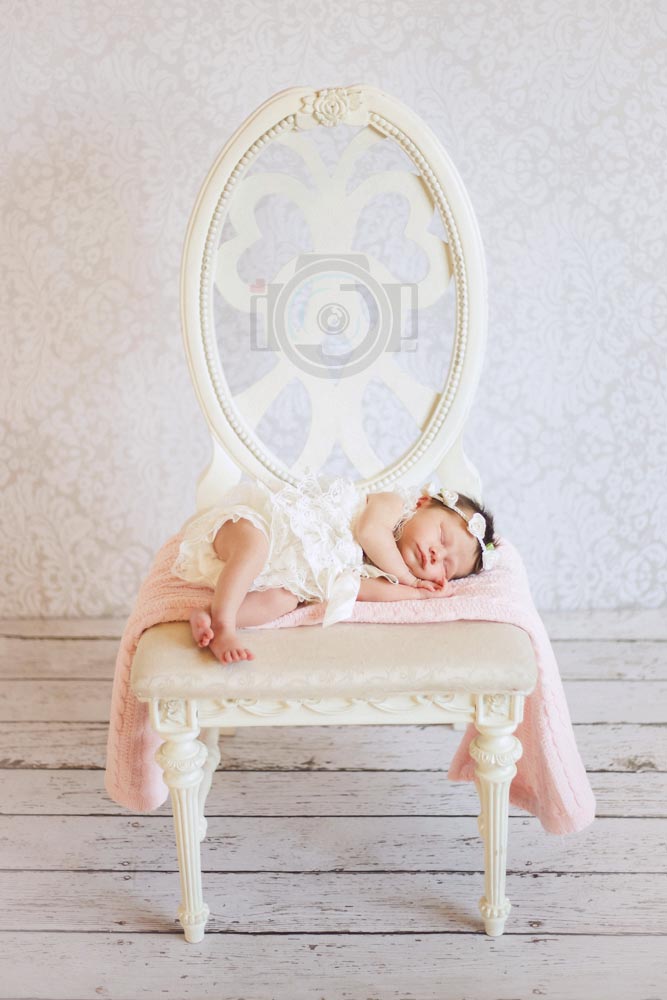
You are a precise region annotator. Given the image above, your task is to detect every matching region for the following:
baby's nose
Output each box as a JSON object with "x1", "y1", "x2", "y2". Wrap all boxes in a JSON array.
[{"x1": 429, "y1": 546, "x2": 446, "y2": 574}]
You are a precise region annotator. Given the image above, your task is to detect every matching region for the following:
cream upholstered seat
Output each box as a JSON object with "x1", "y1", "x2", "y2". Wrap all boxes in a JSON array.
[
  {"x1": 131, "y1": 84, "x2": 538, "y2": 943},
  {"x1": 133, "y1": 621, "x2": 536, "y2": 704}
]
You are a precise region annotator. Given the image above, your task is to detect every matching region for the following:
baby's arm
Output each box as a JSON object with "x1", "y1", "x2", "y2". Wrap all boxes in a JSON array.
[
  {"x1": 358, "y1": 577, "x2": 453, "y2": 601},
  {"x1": 354, "y1": 493, "x2": 415, "y2": 583}
]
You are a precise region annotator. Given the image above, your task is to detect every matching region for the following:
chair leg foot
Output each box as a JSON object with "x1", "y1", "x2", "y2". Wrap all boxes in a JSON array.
[
  {"x1": 155, "y1": 730, "x2": 210, "y2": 943},
  {"x1": 479, "y1": 896, "x2": 512, "y2": 936},
  {"x1": 470, "y1": 718, "x2": 523, "y2": 938},
  {"x1": 179, "y1": 902, "x2": 210, "y2": 943}
]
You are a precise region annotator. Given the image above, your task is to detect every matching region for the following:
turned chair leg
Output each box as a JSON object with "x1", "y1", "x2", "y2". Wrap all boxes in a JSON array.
[
  {"x1": 198, "y1": 726, "x2": 221, "y2": 841},
  {"x1": 470, "y1": 719, "x2": 523, "y2": 937},
  {"x1": 155, "y1": 728, "x2": 210, "y2": 943}
]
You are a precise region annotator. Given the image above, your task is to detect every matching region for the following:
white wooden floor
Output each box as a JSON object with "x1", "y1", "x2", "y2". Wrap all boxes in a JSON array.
[{"x1": 0, "y1": 610, "x2": 665, "y2": 1000}]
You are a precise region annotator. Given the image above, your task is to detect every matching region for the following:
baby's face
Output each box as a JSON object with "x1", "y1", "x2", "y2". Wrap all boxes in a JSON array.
[{"x1": 395, "y1": 498, "x2": 479, "y2": 584}]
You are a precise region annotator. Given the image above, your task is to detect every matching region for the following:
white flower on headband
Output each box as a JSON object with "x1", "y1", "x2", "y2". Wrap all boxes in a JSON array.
[
  {"x1": 482, "y1": 544, "x2": 499, "y2": 570},
  {"x1": 467, "y1": 512, "x2": 486, "y2": 541}
]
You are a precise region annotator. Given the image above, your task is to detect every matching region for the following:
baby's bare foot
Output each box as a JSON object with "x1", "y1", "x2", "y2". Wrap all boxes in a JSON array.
[
  {"x1": 190, "y1": 609, "x2": 214, "y2": 648},
  {"x1": 209, "y1": 626, "x2": 255, "y2": 665}
]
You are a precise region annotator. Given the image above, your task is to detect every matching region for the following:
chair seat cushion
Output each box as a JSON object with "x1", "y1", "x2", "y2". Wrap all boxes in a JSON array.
[{"x1": 131, "y1": 620, "x2": 537, "y2": 701}]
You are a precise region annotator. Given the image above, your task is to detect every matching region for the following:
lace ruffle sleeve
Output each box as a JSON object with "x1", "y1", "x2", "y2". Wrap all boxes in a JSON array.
[{"x1": 390, "y1": 482, "x2": 422, "y2": 541}]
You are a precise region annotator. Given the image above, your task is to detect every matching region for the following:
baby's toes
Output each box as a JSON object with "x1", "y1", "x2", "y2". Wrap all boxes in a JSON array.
[{"x1": 201, "y1": 627, "x2": 215, "y2": 647}]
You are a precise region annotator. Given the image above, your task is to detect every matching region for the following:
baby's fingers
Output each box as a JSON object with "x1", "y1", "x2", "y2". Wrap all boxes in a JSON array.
[{"x1": 421, "y1": 583, "x2": 455, "y2": 599}]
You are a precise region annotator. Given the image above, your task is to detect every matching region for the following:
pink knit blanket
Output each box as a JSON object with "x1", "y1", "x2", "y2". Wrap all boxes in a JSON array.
[{"x1": 104, "y1": 532, "x2": 595, "y2": 835}]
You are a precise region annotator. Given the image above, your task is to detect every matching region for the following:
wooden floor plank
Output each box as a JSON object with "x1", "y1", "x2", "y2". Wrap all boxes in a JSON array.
[
  {"x1": 1, "y1": 870, "x2": 665, "y2": 935},
  {"x1": 0, "y1": 618, "x2": 125, "y2": 639},
  {"x1": 0, "y1": 815, "x2": 665, "y2": 873},
  {"x1": 0, "y1": 721, "x2": 665, "y2": 772},
  {"x1": 1, "y1": 931, "x2": 664, "y2": 1000},
  {"x1": 2, "y1": 769, "x2": 666, "y2": 817},
  {"x1": 540, "y1": 608, "x2": 667, "y2": 641}
]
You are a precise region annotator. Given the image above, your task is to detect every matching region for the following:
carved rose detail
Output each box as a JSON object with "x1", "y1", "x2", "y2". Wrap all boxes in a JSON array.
[
  {"x1": 483, "y1": 694, "x2": 509, "y2": 716},
  {"x1": 300, "y1": 87, "x2": 366, "y2": 127},
  {"x1": 161, "y1": 699, "x2": 187, "y2": 726}
]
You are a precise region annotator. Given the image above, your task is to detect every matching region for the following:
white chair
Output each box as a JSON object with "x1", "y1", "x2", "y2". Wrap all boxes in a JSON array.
[{"x1": 131, "y1": 85, "x2": 538, "y2": 943}]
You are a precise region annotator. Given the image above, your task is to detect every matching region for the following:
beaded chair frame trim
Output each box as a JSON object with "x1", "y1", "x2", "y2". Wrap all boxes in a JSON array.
[{"x1": 181, "y1": 84, "x2": 488, "y2": 495}]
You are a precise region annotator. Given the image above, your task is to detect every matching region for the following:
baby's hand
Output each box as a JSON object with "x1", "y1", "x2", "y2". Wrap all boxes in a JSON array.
[
  {"x1": 406, "y1": 574, "x2": 454, "y2": 597},
  {"x1": 418, "y1": 581, "x2": 455, "y2": 598}
]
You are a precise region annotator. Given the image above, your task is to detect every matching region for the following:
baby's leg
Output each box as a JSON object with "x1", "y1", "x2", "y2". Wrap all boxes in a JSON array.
[
  {"x1": 207, "y1": 517, "x2": 270, "y2": 664},
  {"x1": 236, "y1": 587, "x2": 301, "y2": 627},
  {"x1": 188, "y1": 589, "x2": 301, "y2": 648}
]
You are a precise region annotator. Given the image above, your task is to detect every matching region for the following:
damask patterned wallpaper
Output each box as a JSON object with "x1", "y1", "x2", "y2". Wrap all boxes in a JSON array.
[{"x1": 1, "y1": 0, "x2": 665, "y2": 616}]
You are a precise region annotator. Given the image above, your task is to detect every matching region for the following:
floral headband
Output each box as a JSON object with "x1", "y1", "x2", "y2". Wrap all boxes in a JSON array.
[{"x1": 420, "y1": 483, "x2": 499, "y2": 571}]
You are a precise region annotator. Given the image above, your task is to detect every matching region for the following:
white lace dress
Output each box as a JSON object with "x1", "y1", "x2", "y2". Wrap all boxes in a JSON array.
[{"x1": 171, "y1": 471, "x2": 423, "y2": 627}]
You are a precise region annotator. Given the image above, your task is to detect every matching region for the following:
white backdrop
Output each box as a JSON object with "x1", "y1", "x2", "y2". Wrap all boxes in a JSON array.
[{"x1": 1, "y1": 0, "x2": 665, "y2": 616}]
